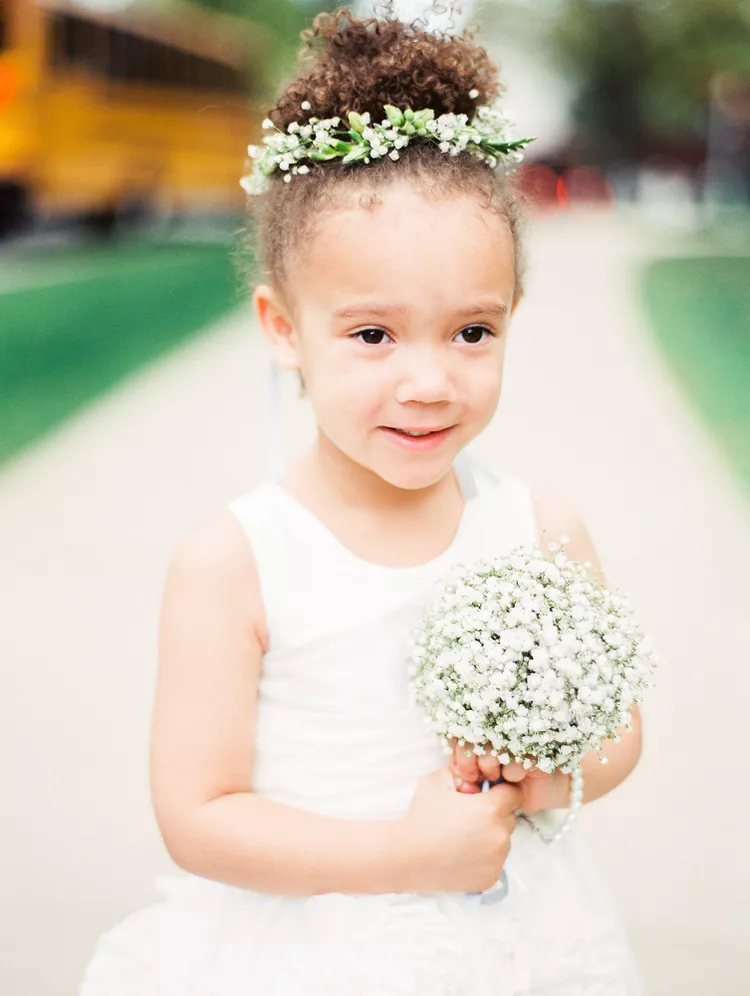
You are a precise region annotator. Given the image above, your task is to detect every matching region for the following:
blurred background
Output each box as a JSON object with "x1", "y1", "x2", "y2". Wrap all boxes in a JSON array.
[{"x1": 1, "y1": 1, "x2": 749, "y2": 994}]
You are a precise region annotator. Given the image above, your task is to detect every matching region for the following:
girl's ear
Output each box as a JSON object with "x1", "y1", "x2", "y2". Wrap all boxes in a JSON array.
[
  {"x1": 510, "y1": 282, "x2": 524, "y2": 316},
  {"x1": 252, "y1": 283, "x2": 300, "y2": 371}
]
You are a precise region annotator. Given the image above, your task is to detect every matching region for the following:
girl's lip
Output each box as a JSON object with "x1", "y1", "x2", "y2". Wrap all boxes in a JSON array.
[
  {"x1": 387, "y1": 427, "x2": 451, "y2": 434},
  {"x1": 378, "y1": 425, "x2": 456, "y2": 451}
]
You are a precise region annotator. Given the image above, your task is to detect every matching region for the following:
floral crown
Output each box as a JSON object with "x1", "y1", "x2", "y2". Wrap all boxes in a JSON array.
[{"x1": 240, "y1": 95, "x2": 535, "y2": 195}]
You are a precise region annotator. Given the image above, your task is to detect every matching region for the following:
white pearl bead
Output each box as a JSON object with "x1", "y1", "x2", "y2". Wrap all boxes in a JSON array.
[{"x1": 530, "y1": 765, "x2": 583, "y2": 845}]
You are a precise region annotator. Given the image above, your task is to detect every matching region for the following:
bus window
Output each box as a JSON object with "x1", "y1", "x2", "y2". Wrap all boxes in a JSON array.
[
  {"x1": 142, "y1": 38, "x2": 156, "y2": 83},
  {"x1": 160, "y1": 44, "x2": 177, "y2": 87},
  {"x1": 0, "y1": 1, "x2": 7, "y2": 52},
  {"x1": 197, "y1": 57, "x2": 212, "y2": 89},
  {"x1": 127, "y1": 32, "x2": 144, "y2": 84},
  {"x1": 70, "y1": 18, "x2": 91, "y2": 66},
  {"x1": 172, "y1": 48, "x2": 188, "y2": 88},
  {"x1": 49, "y1": 14, "x2": 63, "y2": 67},
  {"x1": 48, "y1": 14, "x2": 100, "y2": 74},
  {"x1": 48, "y1": 14, "x2": 78, "y2": 71},
  {"x1": 106, "y1": 27, "x2": 124, "y2": 80}
]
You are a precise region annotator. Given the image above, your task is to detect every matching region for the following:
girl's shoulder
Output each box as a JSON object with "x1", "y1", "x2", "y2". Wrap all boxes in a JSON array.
[
  {"x1": 530, "y1": 484, "x2": 607, "y2": 585},
  {"x1": 164, "y1": 500, "x2": 270, "y2": 653}
]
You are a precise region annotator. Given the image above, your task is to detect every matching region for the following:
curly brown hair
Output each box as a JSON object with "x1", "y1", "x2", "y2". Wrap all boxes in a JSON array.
[{"x1": 246, "y1": 5, "x2": 529, "y2": 311}]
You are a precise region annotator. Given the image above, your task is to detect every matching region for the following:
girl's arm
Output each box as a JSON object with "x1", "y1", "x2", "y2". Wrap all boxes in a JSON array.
[
  {"x1": 452, "y1": 485, "x2": 643, "y2": 809},
  {"x1": 150, "y1": 513, "x2": 418, "y2": 897}
]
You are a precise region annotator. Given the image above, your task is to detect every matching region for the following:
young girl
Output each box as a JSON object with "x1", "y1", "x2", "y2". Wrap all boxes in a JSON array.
[{"x1": 79, "y1": 8, "x2": 645, "y2": 995}]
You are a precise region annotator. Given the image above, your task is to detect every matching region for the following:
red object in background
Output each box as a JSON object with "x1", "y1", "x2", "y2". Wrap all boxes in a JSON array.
[
  {"x1": 516, "y1": 162, "x2": 617, "y2": 214},
  {"x1": 556, "y1": 175, "x2": 569, "y2": 209},
  {"x1": 516, "y1": 163, "x2": 565, "y2": 214},
  {"x1": 0, "y1": 60, "x2": 18, "y2": 109},
  {"x1": 562, "y1": 166, "x2": 615, "y2": 209}
]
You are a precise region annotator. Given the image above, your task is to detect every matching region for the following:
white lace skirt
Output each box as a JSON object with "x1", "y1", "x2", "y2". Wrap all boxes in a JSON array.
[{"x1": 78, "y1": 822, "x2": 644, "y2": 996}]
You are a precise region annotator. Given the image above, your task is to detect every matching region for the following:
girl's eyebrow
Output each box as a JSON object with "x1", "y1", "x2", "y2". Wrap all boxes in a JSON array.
[
  {"x1": 332, "y1": 301, "x2": 508, "y2": 320},
  {"x1": 332, "y1": 303, "x2": 410, "y2": 320},
  {"x1": 460, "y1": 302, "x2": 509, "y2": 319}
]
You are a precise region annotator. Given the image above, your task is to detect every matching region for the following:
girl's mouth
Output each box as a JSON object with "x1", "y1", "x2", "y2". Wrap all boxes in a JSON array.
[{"x1": 379, "y1": 425, "x2": 455, "y2": 451}]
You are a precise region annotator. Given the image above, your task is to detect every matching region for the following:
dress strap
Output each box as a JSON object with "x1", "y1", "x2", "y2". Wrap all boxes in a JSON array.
[
  {"x1": 457, "y1": 449, "x2": 539, "y2": 549},
  {"x1": 228, "y1": 484, "x2": 295, "y2": 632},
  {"x1": 454, "y1": 448, "x2": 477, "y2": 502},
  {"x1": 455, "y1": 447, "x2": 501, "y2": 502}
]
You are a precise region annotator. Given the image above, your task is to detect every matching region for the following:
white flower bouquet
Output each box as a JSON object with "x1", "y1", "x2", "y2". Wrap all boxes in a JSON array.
[{"x1": 407, "y1": 537, "x2": 658, "y2": 900}]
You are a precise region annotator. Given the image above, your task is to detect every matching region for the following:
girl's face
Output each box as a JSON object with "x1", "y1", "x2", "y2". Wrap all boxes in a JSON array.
[{"x1": 257, "y1": 180, "x2": 519, "y2": 493}]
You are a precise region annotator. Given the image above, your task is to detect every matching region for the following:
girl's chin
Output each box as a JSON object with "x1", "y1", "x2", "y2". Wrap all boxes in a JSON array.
[
  {"x1": 323, "y1": 432, "x2": 464, "y2": 490},
  {"x1": 375, "y1": 454, "x2": 462, "y2": 492}
]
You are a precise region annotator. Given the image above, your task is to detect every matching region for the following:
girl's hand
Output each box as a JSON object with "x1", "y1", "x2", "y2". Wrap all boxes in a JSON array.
[
  {"x1": 449, "y1": 738, "x2": 570, "y2": 813},
  {"x1": 402, "y1": 764, "x2": 522, "y2": 894}
]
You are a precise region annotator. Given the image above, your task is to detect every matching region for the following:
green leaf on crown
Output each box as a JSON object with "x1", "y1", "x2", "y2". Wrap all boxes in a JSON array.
[
  {"x1": 341, "y1": 145, "x2": 371, "y2": 164},
  {"x1": 348, "y1": 111, "x2": 366, "y2": 134},
  {"x1": 384, "y1": 105, "x2": 405, "y2": 127}
]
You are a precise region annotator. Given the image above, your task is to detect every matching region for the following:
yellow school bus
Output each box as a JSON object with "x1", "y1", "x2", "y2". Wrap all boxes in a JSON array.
[{"x1": 0, "y1": 0, "x2": 266, "y2": 234}]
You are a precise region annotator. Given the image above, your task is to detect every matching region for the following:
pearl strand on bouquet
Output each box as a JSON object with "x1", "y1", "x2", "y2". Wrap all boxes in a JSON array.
[
  {"x1": 525, "y1": 765, "x2": 584, "y2": 844},
  {"x1": 466, "y1": 764, "x2": 584, "y2": 905}
]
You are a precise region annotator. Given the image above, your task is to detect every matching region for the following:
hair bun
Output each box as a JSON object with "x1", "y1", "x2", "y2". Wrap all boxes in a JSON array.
[{"x1": 269, "y1": 6, "x2": 502, "y2": 131}]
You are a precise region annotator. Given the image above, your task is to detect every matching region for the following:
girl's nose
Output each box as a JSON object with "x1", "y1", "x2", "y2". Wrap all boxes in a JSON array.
[{"x1": 394, "y1": 350, "x2": 457, "y2": 405}]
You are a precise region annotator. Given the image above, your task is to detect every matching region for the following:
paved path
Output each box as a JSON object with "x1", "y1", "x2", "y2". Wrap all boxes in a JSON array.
[{"x1": 2, "y1": 209, "x2": 748, "y2": 995}]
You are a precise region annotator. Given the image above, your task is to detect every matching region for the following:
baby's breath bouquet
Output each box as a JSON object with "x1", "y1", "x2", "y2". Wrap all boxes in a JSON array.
[{"x1": 407, "y1": 537, "x2": 657, "y2": 898}]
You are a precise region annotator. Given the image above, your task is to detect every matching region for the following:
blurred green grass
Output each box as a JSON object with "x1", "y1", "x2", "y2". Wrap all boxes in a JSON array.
[
  {"x1": 0, "y1": 240, "x2": 245, "y2": 467},
  {"x1": 641, "y1": 255, "x2": 750, "y2": 495}
]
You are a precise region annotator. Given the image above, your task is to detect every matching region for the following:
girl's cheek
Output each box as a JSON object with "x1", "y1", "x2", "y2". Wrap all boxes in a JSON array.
[{"x1": 463, "y1": 384, "x2": 501, "y2": 427}]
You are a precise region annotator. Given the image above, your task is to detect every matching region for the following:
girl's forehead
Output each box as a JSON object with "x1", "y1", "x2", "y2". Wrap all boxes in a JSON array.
[
  {"x1": 316, "y1": 181, "x2": 503, "y2": 237},
  {"x1": 289, "y1": 182, "x2": 516, "y2": 309}
]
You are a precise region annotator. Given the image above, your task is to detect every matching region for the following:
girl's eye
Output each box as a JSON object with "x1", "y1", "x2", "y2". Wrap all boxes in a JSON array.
[
  {"x1": 455, "y1": 325, "x2": 495, "y2": 345},
  {"x1": 351, "y1": 328, "x2": 392, "y2": 345}
]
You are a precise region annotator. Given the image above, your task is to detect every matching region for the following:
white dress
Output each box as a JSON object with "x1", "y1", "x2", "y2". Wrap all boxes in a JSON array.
[{"x1": 78, "y1": 450, "x2": 644, "y2": 996}]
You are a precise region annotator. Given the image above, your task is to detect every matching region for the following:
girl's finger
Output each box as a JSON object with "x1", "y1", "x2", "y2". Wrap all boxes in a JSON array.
[
  {"x1": 500, "y1": 761, "x2": 527, "y2": 783},
  {"x1": 449, "y1": 761, "x2": 481, "y2": 793},
  {"x1": 453, "y1": 741, "x2": 480, "y2": 782},
  {"x1": 477, "y1": 752, "x2": 501, "y2": 783}
]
